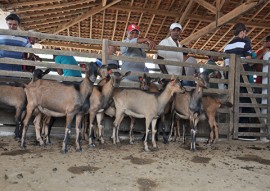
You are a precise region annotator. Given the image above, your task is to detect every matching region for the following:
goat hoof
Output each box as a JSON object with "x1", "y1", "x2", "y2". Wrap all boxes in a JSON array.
[
  {"x1": 190, "y1": 148, "x2": 197, "y2": 152},
  {"x1": 60, "y1": 149, "x2": 68, "y2": 154},
  {"x1": 20, "y1": 145, "x2": 26, "y2": 150},
  {"x1": 88, "y1": 143, "x2": 96, "y2": 148},
  {"x1": 144, "y1": 148, "x2": 150, "y2": 152},
  {"x1": 76, "y1": 147, "x2": 82, "y2": 152},
  {"x1": 129, "y1": 141, "x2": 134, "y2": 145}
]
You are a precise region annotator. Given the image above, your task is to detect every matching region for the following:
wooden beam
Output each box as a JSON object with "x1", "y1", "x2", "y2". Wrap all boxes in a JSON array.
[
  {"x1": 101, "y1": 10, "x2": 105, "y2": 40},
  {"x1": 212, "y1": 25, "x2": 234, "y2": 50},
  {"x1": 200, "y1": 28, "x2": 220, "y2": 50},
  {"x1": 195, "y1": 0, "x2": 217, "y2": 14},
  {"x1": 3, "y1": 0, "x2": 61, "y2": 10},
  {"x1": 137, "y1": 0, "x2": 148, "y2": 26},
  {"x1": 90, "y1": 16, "x2": 92, "y2": 39},
  {"x1": 50, "y1": 0, "x2": 122, "y2": 35},
  {"x1": 180, "y1": 0, "x2": 266, "y2": 45},
  {"x1": 143, "y1": 0, "x2": 161, "y2": 38},
  {"x1": 121, "y1": 0, "x2": 133, "y2": 41},
  {"x1": 111, "y1": 10, "x2": 118, "y2": 40},
  {"x1": 41, "y1": 42, "x2": 101, "y2": 51},
  {"x1": 179, "y1": 0, "x2": 195, "y2": 24},
  {"x1": 78, "y1": 22, "x2": 81, "y2": 38},
  {"x1": 144, "y1": 15, "x2": 155, "y2": 38},
  {"x1": 21, "y1": 8, "x2": 89, "y2": 24},
  {"x1": 19, "y1": 4, "x2": 97, "y2": 18},
  {"x1": 15, "y1": 0, "x2": 95, "y2": 14},
  {"x1": 102, "y1": 0, "x2": 107, "y2": 6},
  {"x1": 111, "y1": 5, "x2": 270, "y2": 29}
]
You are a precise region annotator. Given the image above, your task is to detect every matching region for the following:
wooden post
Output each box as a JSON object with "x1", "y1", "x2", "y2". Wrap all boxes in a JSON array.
[
  {"x1": 266, "y1": 60, "x2": 270, "y2": 138},
  {"x1": 233, "y1": 55, "x2": 240, "y2": 139},
  {"x1": 102, "y1": 39, "x2": 109, "y2": 65},
  {"x1": 228, "y1": 54, "x2": 236, "y2": 140}
]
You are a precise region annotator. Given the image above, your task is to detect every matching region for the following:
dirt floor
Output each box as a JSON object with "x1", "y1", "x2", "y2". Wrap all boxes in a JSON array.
[{"x1": 0, "y1": 133, "x2": 270, "y2": 191}]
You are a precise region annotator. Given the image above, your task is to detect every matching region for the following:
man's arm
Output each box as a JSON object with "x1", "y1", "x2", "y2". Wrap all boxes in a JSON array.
[{"x1": 57, "y1": 68, "x2": 63, "y2": 75}]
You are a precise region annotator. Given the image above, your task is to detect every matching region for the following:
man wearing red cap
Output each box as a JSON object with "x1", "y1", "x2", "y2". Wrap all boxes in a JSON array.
[
  {"x1": 120, "y1": 24, "x2": 155, "y2": 81},
  {"x1": 157, "y1": 22, "x2": 184, "y2": 75}
]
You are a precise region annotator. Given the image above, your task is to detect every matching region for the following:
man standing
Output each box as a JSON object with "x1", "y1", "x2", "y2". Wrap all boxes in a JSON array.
[
  {"x1": 120, "y1": 24, "x2": 155, "y2": 81},
  {"x1": 54, "y1": 48, "x2": 82, "y2": 77},
  {"x1": 157, "y1": 23, "x2": 183, "y2": 75},
  {"x1": 0, "y1": 13, "x2": 32, "y2": 71},
  {"x1": 224, "y1": 23, "x2": 253, "y2": 126}
]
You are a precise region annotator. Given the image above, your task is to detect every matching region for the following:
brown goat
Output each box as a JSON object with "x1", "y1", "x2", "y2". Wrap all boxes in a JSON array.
[
  {"x1": 0, "y1": 69, "x2": 50, "y2": 139},
  {"x1": 81, "y1": 70, "x2": 131, "y2": 147},
  {"x1": 112, "y1": 77, "x2": 185, "y2": 151},
  {"x1": 169, "y1": 72, "x2": 209, "y2": 151},
  {"x1": 20, "y1": 62, "x2": 100, "y2": 153}
]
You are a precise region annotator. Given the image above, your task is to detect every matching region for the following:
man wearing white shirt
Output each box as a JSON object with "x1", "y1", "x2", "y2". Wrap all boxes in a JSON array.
[{"x1": 157, "y1": 23, "x2": 183, "y2": 75}]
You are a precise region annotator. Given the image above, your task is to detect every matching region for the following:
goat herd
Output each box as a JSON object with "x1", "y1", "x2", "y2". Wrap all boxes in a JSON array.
[{"x1": 0, "y1": 62, "x2": 232, "y2": 153}]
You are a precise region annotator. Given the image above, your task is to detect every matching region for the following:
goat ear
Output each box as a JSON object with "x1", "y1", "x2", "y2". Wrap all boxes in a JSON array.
[
  {"x1": 123, "y1": 71, "x2": 131, "y2": 78},
  {"x1": 44, "y1": 68, "x2": 51, "y2": 75}
]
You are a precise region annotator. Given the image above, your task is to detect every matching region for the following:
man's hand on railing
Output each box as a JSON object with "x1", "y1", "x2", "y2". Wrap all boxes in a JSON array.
[{"x1": 137, "y1": 38, "x2": 156, "y2": 50}]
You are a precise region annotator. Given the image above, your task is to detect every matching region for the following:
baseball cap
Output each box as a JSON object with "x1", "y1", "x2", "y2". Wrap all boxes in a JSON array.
[
  {"x1": 170, "y1": 23, "x2": 182, "y2": 30},
  {"x1": 127, "y1": 24, "x2": 140, "y2": 33},
  {"x1": 5, "y1": 13, "x2": 21, "y2": 24}
]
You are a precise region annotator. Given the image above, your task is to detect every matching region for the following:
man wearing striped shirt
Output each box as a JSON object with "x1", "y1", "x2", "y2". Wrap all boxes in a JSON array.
[
  {"x1": 0, "y1": 13, "x2": 31, "y2": 71},
  {"x1": 224, "y1": 23, "x2": 252, "y2": 74},
  {"x1": 224, "y1": 23, "x2": 253, "y2": 126}
]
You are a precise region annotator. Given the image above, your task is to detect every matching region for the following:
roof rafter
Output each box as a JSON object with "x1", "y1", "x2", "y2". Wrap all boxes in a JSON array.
[
  {"x1": 110, "y1": 5, "x2": 270, "y2": 29},
  {"x1": 195, "y1": 0, "x2": 217, "y2": 14},
  {"x1": 15, "y1": 0, "x2": 95, "y2": 14},
  {"x1": 50, "y1": 0, "x2": 122, "y2": 35},
  {"x1": 181, "y1": 0, "x2": 267, "y2": 45},
  {"x1": 179, "y1": 0, "x2": 195, "y2": 24}
]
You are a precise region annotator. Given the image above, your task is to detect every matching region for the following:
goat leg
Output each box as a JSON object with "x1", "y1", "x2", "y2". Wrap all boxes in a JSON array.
[
  {"x1": 113, "y1": 112, "x2": 124, "y2": 144},
  {"x1": 20, "y1": 105, "x2": 34, "y2": 148},
  {"x1": 129, "y1": 117, "x2": 135, "y2": 144},
  {"x1": 183, "y1": 123, "x2": 186, "y2": 144},
  {"x1": 33, "y1": 113, "x2": 45, "y2": 146},
  {"x1": 168, "y1": 113, "x2": 175, "y2": 142},
  {"x1": 144, "y1": 123, "x2": 150, "y2": 152},
  {"x1": 151, "y1": 118, "x2": 158, "y2": 150},
  {"x1": 62, "y1": 115, "x2": 74, "y2": 153},
  {"x1": 176, "y1": 118, "x2": 181, "y2": 142},
  {"x1": 190, "y1": 128, "x2": 196, "y2": 152},
  {"x1": 160, "y1": 115, "x2": 168, "y2": 144},
  {"x1": 75, "y1": 114, "x2": 83, "y2": 152},
  {"x1": 88, "y1": 111, "x2": 96, "y2": 147},
  {"x1": 96, "y1": 112, "x2": 105, "y2": 144}
]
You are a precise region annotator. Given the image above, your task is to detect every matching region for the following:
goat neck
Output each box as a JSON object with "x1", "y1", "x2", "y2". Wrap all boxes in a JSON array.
[
  {"x1": 80, "y1": 77, "x2": 94, "y2": 101},
  {"x1": 99, "y1": 77, "x2": 116, "y2": 109},
  {"x1": 189, "y1": 83, "x2": 204, "y2": 113},
  {"x1": 157, "y1": 81, "x2": 182, "y2": 116}
]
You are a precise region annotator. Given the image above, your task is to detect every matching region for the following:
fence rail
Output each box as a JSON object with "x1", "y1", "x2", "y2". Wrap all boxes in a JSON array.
[{"x1": 0, "y1": 29, "x2": 269, "y2": 140}]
